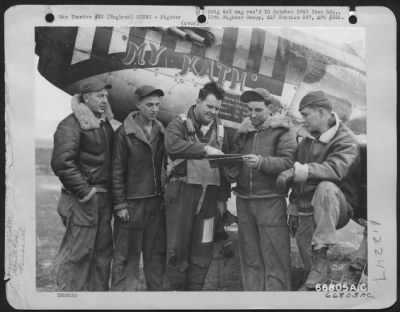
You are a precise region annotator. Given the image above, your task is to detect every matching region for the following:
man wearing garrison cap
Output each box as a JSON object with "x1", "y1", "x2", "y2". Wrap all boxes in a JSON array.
[
  {"x1": 51, "y1": 78, "x2": 114, "y2": 290},
  {"x1": 276, "y1": 91, "x2": 361, "y2": 290}
]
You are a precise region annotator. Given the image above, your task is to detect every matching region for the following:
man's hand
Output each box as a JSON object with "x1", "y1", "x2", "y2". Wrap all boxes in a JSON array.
[
  {"x1": 217, "y1": 201, "x2": 227, "y2": 217},
  {"x1": 116, "y1": 208, "x2": 130, "y2": 222},
  {"x1": 276, "y1": 168, "x2": 295, "y2": 194},
  {"x1": 79, "y1": 187, "x2": 97, "y2": 203},
  {"x1": 242, "y1": 154, "x2": 261, "y2": 169},
  {"x1": 204, "y1": 145, "x2": 224, "y2": 156},
  {"x1": 288, "y1": 215, "x2": 299, "y2": 237}
]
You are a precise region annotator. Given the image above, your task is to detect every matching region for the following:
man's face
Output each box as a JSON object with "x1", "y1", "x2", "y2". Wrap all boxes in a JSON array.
[
  {"x1": 300, "y1": 106, "x2": 329, "y2": 133},
  {"x1": 247, "y1": 101, "x2": 271, "y2": 128},
  {"x1": 83, "y1": 89, "x2": 109, "y2": 115},
  {"x1": 137, "y1": 95, "x2": 161, "y2": 122},
  {"x1": 196, "y1": 94, "x2": 222, "y2": 125}
]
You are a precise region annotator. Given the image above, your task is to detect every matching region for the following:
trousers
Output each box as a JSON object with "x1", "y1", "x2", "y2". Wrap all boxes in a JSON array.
[
  {"x1": 163, "y1": 181, "x2": 218, "y2": 290},
  {"x1": 111, "y1": 197, "x2": 166, "y2": 291},
  {"x1": 56, "y1": 192, "x2": 113, "y2": 291},
  {"x1": 295, "y1": 181, "x2": 353, "y2": 271},
  {"x1": 236, "y1": 196, "x2": 291, "y2": 291}
]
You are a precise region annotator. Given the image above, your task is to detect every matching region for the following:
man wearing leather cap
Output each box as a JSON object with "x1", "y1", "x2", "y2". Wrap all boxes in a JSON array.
[
  {"x1": 163, "y1": 81, "x2": 231, "y2": 290},
  {"x1": 226, "y1": 88, "x2": 297, "y2": 290},
  {"x1": 51, "y1": 78, "x2": 114, "y2": 291},
  {"x1": 111, "y1": 85, "x2": 166, "y2": 291},
  {"x1": 276, "y1": 90, "x2": 360, "y2": 290}
]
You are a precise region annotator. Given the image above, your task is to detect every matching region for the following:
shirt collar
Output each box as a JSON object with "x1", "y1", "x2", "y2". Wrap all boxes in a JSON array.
[
  {"x1": 191, "y1": 106, "x2": 214, "y2": 134},
  {"x1": 200, "y1": 122, "x2": 213, "y2": 136}
]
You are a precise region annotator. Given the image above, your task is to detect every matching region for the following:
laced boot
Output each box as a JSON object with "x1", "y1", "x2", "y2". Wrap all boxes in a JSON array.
[{"x1": 301, "y1": 247, "x2": 329, "y2": 290}]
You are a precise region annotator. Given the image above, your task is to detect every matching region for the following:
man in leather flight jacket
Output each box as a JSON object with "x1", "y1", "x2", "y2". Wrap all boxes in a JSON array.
[
  {"x1": 51, "y1": 79, "x2": 114, "y2": 291},
  {"x1": 276, "y1": 91, "x2": 360, "y2": 290},
  {"x1": 111, "y1": 85, "x2": 166, "y2": 291}
]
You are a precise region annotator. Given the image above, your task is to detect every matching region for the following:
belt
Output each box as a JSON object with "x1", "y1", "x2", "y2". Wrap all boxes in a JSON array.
[{"x1": 61, "y1": 184, "x2": 109, "y2": 194}]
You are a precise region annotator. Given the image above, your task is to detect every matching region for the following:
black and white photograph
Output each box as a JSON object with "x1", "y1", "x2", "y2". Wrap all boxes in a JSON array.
[
  {"x1": 5, "y1": 5, "x2": 397, "y2": 309},
  {"x1": 35, "y1": 24, "x2": 368, "y2": 291}
]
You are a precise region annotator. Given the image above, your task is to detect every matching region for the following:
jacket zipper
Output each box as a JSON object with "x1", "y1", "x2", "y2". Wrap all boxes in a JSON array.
[
  {"x1": 126, "y1": 131, "x2": 159, "y2": 197},
  {"x1": 131, "y1": 128, "x2": 159, "y2": 196},
  {"x1": 150, "y1": 136, "x2": 159, "y2": 195},
  {"x1": 101, "y1": 123, "x2": 110, "y2": 180},
  {"x1": 299, "y1": 139, "x2": 315, "y2": 196},
  {"x1": 307, "y1": 140, "x2": 315, "y2": 163},
  {"x1": 249, "y1": 131, "x2": 258, "y2": 195}
]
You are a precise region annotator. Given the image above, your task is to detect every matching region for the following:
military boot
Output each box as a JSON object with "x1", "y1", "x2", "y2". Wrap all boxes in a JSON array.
[{"x1": 302, "y1": 247, "x2": 328, "y2": 289}]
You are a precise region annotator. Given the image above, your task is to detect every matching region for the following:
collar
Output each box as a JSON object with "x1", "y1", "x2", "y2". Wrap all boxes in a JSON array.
[
  {"x1": 192, "y1": 106, "x2": 201, "y2": 125},
  {"x1": 238, "y1": 115, "x2": 291, "y2": 134},
  {"x1": 124, "y1": 111, "x2": 165, "y2": 143},
  {"x1": 71, "y1": 94, "x2": 113, "y2": 130},
  {"x1": 189, "y1": 106, "x2": 203, "y2": 129},
  {"x1": 185, "y1": 105, "x2": 221, "y2": 128},
  {"x1": 200, "y1": 121, "x2": 213, "y2": 136},
  {"x1": 317, "y1": 112, "x2": 340, "y2": 143},
  {"x1": 135, "y1": 113, "x2": 153, "y2": 130}
]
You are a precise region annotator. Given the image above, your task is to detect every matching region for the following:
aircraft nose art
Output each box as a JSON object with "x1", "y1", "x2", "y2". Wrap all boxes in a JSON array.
[
  {"x1": 35, "y1": 26, "x2": 366, "y2": 134},
  {"x1": 35, "y1": 27, "x2": 293, "y2": 124}
]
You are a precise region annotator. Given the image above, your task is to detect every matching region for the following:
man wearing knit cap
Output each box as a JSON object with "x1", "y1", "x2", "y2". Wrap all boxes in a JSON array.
[
  {"x1": 276, "y1": 90, "x2": 360, "y2": 290},
  {"x1": 226, "y1": 88, "x2": 297, "y2": 291},
  {"x1": 51, "y1": 78, "x2": 114, "y2": 291}
]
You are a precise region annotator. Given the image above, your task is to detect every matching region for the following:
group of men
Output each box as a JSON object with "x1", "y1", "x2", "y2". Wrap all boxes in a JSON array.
[{"x1": 51, "y1": 79, "x2": 360, "y2": 292}]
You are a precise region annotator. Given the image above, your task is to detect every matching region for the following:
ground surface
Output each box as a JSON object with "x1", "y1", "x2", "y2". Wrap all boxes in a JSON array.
[{"x1": 36, "y1": 147, "x2": 366, "y2": 291}]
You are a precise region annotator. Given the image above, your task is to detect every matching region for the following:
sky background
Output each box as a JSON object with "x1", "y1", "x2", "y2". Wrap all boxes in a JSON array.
[{"x1": 35, "y1": 27, "x2": 365, "y2": 144}]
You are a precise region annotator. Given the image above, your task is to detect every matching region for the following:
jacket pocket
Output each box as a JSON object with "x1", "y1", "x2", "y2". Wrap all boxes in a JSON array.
[
  {"x1": 70, "y1": 224, "x2": 96, "y2": 262},
  {"x1": 72, "y1": 194, "x2": 98, "y2": 226}
]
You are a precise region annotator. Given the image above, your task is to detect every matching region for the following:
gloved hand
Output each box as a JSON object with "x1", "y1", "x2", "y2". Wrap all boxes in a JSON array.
[
  {"x1": 116, "y1": 208, "x2": 130, "y2": 222},
  {"x1": 224, "y1": 165, "x2": 240, "y2": 182},
  {"x1": 204, "y1": 145, "x2": 224, "y2": 156},
  {"x1": 288, "y1": 215, "x2": 299, "y2": 238},
  {"x1": 276, "y1": 168, "x2": 295, "y2": 194}
]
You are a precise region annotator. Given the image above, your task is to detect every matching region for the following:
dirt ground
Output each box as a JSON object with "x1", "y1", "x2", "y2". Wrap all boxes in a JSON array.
[{"x1": 36, "y1": 147, "x2": 367, "y2": 291}]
